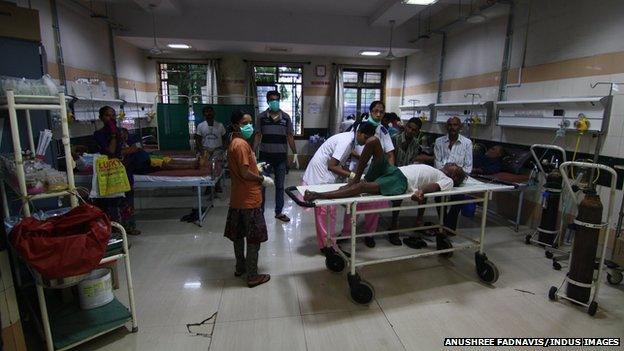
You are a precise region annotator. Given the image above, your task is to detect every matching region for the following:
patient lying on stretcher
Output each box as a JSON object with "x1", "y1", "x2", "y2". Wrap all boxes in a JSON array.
[
  {"x1": 303, "y1": 134, "x2": 466, "y2": 203},
  {"x1": 120, "y1": 129, "x2": 206, "y2": 174}
]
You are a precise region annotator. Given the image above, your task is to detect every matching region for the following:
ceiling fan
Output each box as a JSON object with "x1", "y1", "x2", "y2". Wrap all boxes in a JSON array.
[
  {"x1": 148, "y1": 4, "x2": 169, "y2": 55},
  {"x1": 386, "y1": 20, "x2": 396, "y2": 60}
]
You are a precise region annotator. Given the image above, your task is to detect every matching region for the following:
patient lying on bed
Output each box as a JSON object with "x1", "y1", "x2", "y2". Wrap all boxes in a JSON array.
[
  {"x1": 303, "y1": 134, "x2": 466, "y2": 203},
  {"x1": 120, "y1": 128, "x2": 204, "y2": 174}
]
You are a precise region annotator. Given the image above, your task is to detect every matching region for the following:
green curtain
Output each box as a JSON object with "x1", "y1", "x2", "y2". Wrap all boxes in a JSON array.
[{"x1": 156, "y1": 103, "x2": 191, "y2": 150}]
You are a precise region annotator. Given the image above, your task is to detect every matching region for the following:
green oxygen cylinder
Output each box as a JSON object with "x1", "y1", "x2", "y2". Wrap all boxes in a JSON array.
[
  {"x1": 537, "y1": 165, "x2": 563, "y2": 245},
  {"x1": 566, "y1": 190, "x2": 603, "y2": 303}
]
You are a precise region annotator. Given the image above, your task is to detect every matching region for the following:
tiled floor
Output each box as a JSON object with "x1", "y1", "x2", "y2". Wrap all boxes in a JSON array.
[{"x1": 71, "y1": 171, "x2": 623, "y2": 351}]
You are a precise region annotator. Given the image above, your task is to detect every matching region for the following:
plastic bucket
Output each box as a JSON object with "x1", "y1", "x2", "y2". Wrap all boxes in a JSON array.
[{"x1": 78, "y1": 268, "x2": 114, "y2": 310}]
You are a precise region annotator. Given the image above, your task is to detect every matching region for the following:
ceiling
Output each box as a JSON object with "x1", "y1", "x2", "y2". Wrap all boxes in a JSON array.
[
  {"x1": 87, "y1": 0, "x2": 500, "y2": 58},
  {"x1": 120, "y1": 36, "x2": 419, "y2": 59}
]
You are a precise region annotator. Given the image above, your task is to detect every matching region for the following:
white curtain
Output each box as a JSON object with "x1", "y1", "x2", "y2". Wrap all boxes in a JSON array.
[
  {"x1": 328, "y1": 65, "x2": 344, "y2": 135},
  {"x1": 244, "y1": 61, "x2": 259, "y2": 115},
  {"x1": 204, "y1": 59, "x2": 219, "y2": 104}
]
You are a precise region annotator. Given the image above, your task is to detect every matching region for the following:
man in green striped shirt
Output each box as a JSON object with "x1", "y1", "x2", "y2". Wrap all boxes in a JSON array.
[
  {"x1": 392, "y1": 117, "x2": 423, "y2": 167},
  {"x1": 386, "y1": 117, "x2": 425, "y2": 245}
]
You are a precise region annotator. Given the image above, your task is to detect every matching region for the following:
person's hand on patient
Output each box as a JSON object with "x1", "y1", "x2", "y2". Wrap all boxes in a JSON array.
[{"x1": 411, "y1": 189, "x2": 425, "y2": 203}]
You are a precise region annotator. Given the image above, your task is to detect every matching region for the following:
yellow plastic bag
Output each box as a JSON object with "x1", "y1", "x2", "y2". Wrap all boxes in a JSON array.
[{"x1": 95, "y1": 156, "x2": 130, "y2": 196}]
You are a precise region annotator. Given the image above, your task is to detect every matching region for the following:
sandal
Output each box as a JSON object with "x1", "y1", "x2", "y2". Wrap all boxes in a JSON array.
[
  {"x1": 247, "y1": 274, "x2": 271, "y2": 288},
  {"x1": 403, "y1": 237, "x2": 428, "y2": 249},
  {"x1": 275, "y1": 213, "x2": 291, "y2": 222},
  {"x1": 234, "y1": 269, "x2": 246, "y2": 277}
]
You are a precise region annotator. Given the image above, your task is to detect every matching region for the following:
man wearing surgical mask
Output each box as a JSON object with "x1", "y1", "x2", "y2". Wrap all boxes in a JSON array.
[{"x1": 253, "y1": 90, "x2": 298, "y2": 222}]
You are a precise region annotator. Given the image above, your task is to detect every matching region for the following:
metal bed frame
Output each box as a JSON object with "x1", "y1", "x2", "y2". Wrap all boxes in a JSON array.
[
  {"x1": 286, "y1": 178, "x2": 514, "y2": 304},
  {"x1": 74, "y1": 168, "x2": 223, "y2": 226},
  {"x1": 132, "y1": 173, "x2": 221, "y2": 226}
]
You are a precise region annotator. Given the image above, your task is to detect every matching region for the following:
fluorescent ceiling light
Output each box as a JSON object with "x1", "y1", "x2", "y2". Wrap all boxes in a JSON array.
[
  {"x1": 167, "y1": 43, "x2": 192, "y2": 49},
  {"x1": 360, "y1": 51, "x2": 382, "y2": 56},
  {"x1": 466, "y1": 13, "x2": 487, "y2": 23},
  {"x1": 403, "y1": 0, "x2": 439, "y2": 5}
]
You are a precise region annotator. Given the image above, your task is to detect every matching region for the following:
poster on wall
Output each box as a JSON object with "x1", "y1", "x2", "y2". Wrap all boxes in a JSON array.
[{"x1": 308, "y1": 102, "x2": 321, "y2": 114}]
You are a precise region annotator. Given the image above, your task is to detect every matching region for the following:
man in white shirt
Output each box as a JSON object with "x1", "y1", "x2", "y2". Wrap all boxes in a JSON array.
[
  {"x1": 195, "y1": 106, "x2": 227, "y2": 154},
  {"x1": 434, "y1": 117, "x2": 473, "y2": 173},
  {"x1": 303, "y1": 124, "x2": 377, "y2": 252},
  {"x1": 433, "y1": 116, "x2": 473, "y2": 232},
  {"x1": 342, "y1": 102, "x2": 395, "y2": 248}
]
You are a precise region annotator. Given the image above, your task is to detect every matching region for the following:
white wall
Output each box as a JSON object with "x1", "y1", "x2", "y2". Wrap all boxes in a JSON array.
[
  {"x1": 15, "y1": 0, "x2": 156, "y2": 136},
  {"x1": 399, "y1": 0, "x2": 624, "y2": 158},
  {"x1": 397, "y1": 0, "x2": 624, "y2": 225}
]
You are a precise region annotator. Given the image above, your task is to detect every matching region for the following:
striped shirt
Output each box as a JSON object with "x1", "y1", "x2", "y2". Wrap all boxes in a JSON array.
[
  {"x1": 256, "y1": 109, "x2": 293, "y2": 162},
  {"x1": 434, "y1": 134, "x2": 473, "y2": 173},
  {"x1": 392, "y1": 132, "x2": 422, "y2": 167}
]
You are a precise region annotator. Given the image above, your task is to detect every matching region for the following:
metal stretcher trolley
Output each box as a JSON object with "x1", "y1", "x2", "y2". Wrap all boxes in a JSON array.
[{"x1": 286, "y1": 177, "x2": 514, "y2": 304}]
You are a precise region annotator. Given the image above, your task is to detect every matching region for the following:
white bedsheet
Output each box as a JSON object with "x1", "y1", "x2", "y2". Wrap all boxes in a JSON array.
[
  {"x1": 295, "y1": 177, "x2": 514, "y2": 206},
  {"x1": 74, "y1": 173, "x2": 215, "y2": 186}
]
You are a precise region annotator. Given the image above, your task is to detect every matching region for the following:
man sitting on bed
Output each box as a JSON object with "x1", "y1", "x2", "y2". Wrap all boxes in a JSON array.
[
  {"x1": 303, "y1": 133, "x2": 466, "y2": 209},
  {"x1": 119, "y1": 128, "x2": 204, "y2": 174}
]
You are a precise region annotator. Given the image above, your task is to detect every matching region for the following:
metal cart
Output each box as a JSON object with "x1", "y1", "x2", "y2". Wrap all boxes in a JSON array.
[
  {"x1": 548, "y1": 161, "x2": 617, "y2": 316},
  {"x1": 0, "y1": 91, "x2": 138, "y2": 350},
  {"x1": 525, "y1": 144, "x2": 569, "y2": 263}
]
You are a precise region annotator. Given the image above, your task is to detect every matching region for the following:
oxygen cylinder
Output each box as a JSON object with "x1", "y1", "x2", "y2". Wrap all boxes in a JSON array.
[
  {"x1": 537, "y1": 166, "x2": 563, "y2": 245},
  {"x1": 566, "y1": 190, "x2": 603, "y2": 303}
]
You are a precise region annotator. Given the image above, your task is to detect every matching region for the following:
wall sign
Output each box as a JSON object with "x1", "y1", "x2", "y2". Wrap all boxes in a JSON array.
[{"x1": 315, "y1": 65, "x2": 326, "y2": 77}]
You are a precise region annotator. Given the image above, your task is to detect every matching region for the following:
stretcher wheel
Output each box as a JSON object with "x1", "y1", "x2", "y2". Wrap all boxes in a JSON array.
[
  {"x1": 349, "y1": 280, "x2": 374, "y2": 305},
  {"x1": 131, "y1": 326, "x2": 139, "y2": 333},
  {"x1": 545, "y1": 251, "x2": 553, "y2": 259},
  {"x1": 524, "y1": 234, "x2": 531, "y2": 245},
  {"x1": 347, "y1": 273, "x2": 374, "y2": 305},
  {"x1": 325, "y1": 253, "x2": 346, "y2": 273},
  {"x1": 552, "y1": 261, "x2": 562, "y2": 271},
  {"x1": 588, "y1": 301, "x2": 598, "y2": 316},
  {"x1": 476, "y1": 260, "x2": 499, "y2": 284},
  {"x1": 436, "y1": 237, "x2": 453, "y2": 258},
  {"x1": 607, "y1": 271, "x2": 623, "y2": 285},
  {"x1": 548, "y1": 286, "x2": 557, "y2": 301}
]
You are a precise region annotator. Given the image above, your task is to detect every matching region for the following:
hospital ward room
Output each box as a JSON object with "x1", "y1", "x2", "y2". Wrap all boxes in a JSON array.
[{"x1": 1, "y1": 0, "x2": 624, "y2": 350}]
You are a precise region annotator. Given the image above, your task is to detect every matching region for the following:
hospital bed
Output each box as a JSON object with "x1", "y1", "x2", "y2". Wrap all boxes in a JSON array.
[
  {"x1": 286, "y1": 177, "x2": 514, "y2": 304},
  {"x1": 75, "y1": 152, "x2": 224, "y2": 226}
]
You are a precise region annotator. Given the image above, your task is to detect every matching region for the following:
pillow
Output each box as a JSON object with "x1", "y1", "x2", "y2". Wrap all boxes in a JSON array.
[{"x1": 501, "y1": 148, "x2": 532, "y2": 174}]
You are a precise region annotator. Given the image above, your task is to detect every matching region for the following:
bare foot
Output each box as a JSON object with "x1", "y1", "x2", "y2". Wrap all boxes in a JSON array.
[{"x1": 304, "y1": 190, "x2": 319, "y2": 202}]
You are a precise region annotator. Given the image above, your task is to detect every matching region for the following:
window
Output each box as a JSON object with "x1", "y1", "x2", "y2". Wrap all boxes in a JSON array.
[
  {"x1": 159, "y1": 63, "x2": 208, "y2": 104},
  {"x1": 254, "y1": 65, "x2": 303, "y2": 136},
  {"x1": 342, "y1": 69, "x2": 385, "y2": 120}
]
